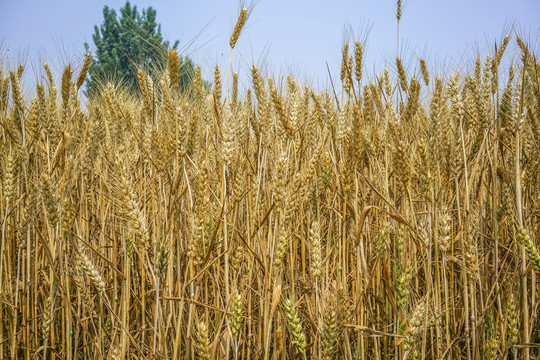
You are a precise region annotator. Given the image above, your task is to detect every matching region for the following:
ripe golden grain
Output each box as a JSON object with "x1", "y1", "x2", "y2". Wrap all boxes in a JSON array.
[{"x1": 1, "y1": 25, "x2": 539, "y2": 360}]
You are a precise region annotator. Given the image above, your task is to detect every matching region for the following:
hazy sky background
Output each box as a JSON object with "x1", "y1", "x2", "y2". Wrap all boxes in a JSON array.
[{"x1": 1, "y1": 0, "x2": 539, "y2": 93}]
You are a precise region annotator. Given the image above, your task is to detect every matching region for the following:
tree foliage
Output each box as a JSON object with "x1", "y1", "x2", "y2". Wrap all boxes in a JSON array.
[{"x1": 85, "y1": 1, "x2": 195, "y2": 97}]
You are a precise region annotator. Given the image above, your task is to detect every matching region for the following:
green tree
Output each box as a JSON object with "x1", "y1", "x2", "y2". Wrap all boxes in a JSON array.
[{"x1": 85, "y1": 1, "x2": 195, "y2": 97}]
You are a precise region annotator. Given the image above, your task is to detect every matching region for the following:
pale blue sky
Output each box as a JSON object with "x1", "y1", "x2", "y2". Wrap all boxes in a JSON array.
[{"x1": 1, "y1": 0, "x2": 539, "y2": 92}]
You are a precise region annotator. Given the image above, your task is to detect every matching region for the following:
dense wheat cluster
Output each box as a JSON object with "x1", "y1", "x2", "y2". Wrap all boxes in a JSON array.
[{"x1": 1, "y1": 31, "x2": 540, "y2": 359}]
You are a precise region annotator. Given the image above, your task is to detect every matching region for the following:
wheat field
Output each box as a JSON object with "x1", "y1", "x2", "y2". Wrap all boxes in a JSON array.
[{"x1": 1, "y1": 6, "x2": 540, "y2": 360}]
